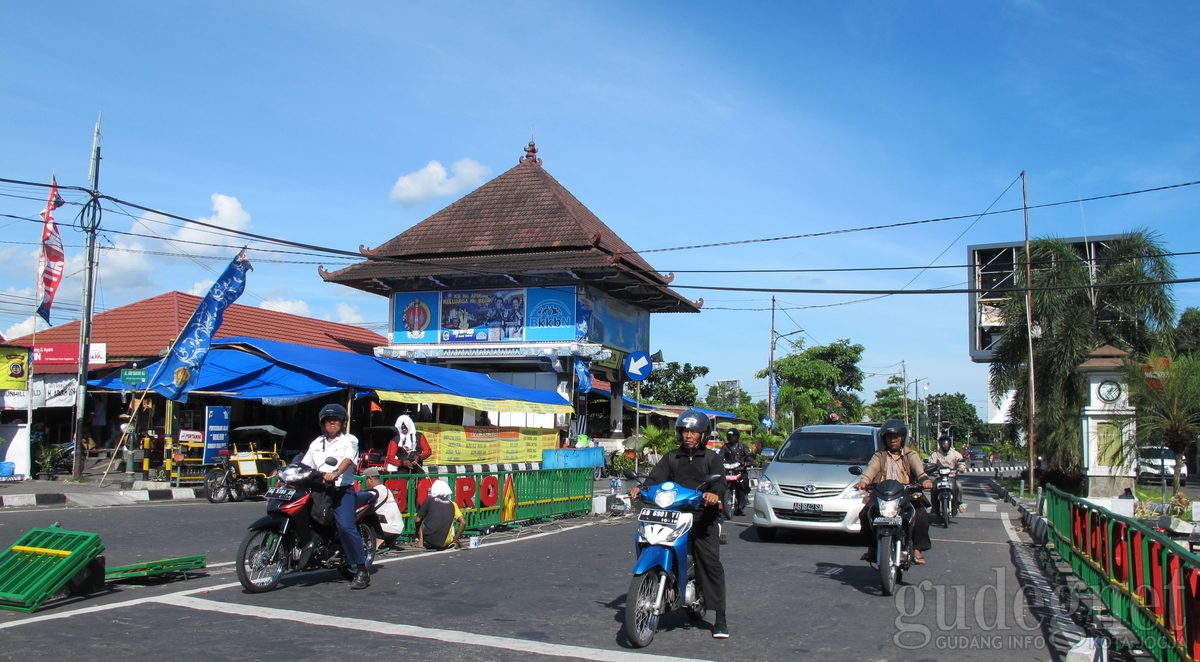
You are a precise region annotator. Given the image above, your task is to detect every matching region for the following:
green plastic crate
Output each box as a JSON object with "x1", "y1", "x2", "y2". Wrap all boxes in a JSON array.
[
  {"x1": 105, "y1": 556, "x2": 207, "y2": 581},
  {"x1": 0, "y1": 526, "x2": 105, "y2": 613}
]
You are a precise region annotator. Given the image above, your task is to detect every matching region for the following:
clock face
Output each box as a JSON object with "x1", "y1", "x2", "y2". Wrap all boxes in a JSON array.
[{"x1": 1098, "y1": 380, "x2": 1123, "y2": 403}]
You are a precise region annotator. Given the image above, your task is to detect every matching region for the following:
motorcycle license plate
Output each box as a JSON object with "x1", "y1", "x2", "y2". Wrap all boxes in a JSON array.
[
  {"x1": 264, "y1": 486, "x2": 296, "y2": 501},
  {"x1": 638, "y1": 508, "x2": 680, "y2": 525},
  {"x1": 793, "y1": 502, "x2": 823, "y2": 513},
  {"x1": 937, "y1": 481, "x2": 952, "y2": 489},
  {"x1": 873, "y1": 516, "x2": 902, "y2": 527}
]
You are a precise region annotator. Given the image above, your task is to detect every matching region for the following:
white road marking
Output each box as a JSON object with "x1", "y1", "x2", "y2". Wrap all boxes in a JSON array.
[
  {"x1": 0, "y1": 582, "x2": 242, "y2": 630},
  {"x1": 979, "y1": 503, "x2": 997, "y2": 512},
  {"x1": 160, "y1": 594, "x2": 712, "y2": 662},
  {"x1": 207, "y1": 561, "x2": 235, "y2": 568},
  {"x1": 998, "y1": 512, "x2": 1024, "y2": 544},
  {"x1": 929, "y1": 538, "x2": 1010, "y2": 546},
  {"x1": 373, "y1": 521, "x2": 600, "y2": 565}
]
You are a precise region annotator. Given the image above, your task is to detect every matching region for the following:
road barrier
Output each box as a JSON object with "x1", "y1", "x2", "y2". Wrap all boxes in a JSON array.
[
  {"x1": 370, "y1": 467, "x2": 594, "y2": 536},
  {"x1": 0, "y1": 525, "x2": 105, "y2": 613},
  {"x1": 1045, "y1": 485, "x2": 1200, "y2": 661}
]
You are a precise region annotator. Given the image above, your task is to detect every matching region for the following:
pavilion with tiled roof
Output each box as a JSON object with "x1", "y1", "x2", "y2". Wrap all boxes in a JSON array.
[{"x1": 320, "y1": 142, "x2": 700, "y2": 438}]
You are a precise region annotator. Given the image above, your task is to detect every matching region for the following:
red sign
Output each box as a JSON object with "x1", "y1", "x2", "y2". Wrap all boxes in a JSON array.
[
  {"x1": 33, "y1": 344, "x2": 77, "y2": 365},
  {"x1": 1143, "y1": 357, "x2": 1172, "y2": 392}
]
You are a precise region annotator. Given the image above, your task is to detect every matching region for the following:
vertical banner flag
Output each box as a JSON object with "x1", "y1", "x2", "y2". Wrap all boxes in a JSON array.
[
  {"x1": 34, "y1": 178, "x2": 66, "y2": 324},
  {"x1": 153, "y1": 252, "x2": 252, "y2": 402}
]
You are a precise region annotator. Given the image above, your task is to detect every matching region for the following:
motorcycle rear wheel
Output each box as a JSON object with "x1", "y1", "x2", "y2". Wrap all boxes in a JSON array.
[
  {"x1": 626, "y1": 571, "x2": 661, "y2": 648},
  {"x1": 204, "y1": 469, "x2": 229, "y2": 504},
  {"x1": 878, "y1": 537, "x2": 897, "y2": 596},
  {"x1": 236, "y1": 529, "x2": 287, "y2": 592}
]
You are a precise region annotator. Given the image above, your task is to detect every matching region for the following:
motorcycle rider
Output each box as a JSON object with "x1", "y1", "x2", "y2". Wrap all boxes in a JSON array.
[
  {"x1": 630, "y1": 409, "x2": 730, "y2": 639},
  {"x1": 929, "y1": 434, "x2": 967, "y2": 514},
  {"x1": 854, "y1": 419, "x2": 934, "y2": 565},
  {"x1": 720, "y1": 428, "x2": 753, "y2": 517},
  {"x1": 300, "y1": 403, "x2": 370, "y2": 589}
]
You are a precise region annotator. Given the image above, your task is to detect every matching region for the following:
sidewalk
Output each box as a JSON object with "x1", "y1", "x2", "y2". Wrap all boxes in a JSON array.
[{"x1": 0, "y1": 456, "x2": 202, "y2": 508}]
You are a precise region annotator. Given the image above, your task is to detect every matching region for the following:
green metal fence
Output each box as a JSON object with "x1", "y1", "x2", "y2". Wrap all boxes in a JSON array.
[
  {"x1": 1045, "y1": 485, "x2": 1200, "y2": 661},
  {"x1": 361, "y1": 468, "x2": 594, "y2": 537},
  {"x1": 0, "y1": 525, "x2": 105, "y2": 613}
]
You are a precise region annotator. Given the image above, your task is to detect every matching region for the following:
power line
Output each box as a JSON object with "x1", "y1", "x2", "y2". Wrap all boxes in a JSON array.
[{"x1": 669, "y1": 276, "x2": 1200, "y2": 296}]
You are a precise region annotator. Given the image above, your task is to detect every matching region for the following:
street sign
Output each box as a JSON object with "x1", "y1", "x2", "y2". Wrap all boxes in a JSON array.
[
  {"x1": 623, "y1": 351, "x2": 653, "y2": 381},
  {"x1": 761, "y1": 416, "x2": 774, "y2": 429},
  {"x1": 120, "y1": 369, "x2": 148, "y2": 385}
]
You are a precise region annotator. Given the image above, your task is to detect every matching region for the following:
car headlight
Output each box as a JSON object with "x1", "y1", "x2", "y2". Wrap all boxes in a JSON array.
[
  {"x1": 839, "y1": 484, "x2": 864, "y2": 500},
  {"x1": 756, "y1": 475, "x2": 779, "y2": 496},
  {"x1": 878, "y1": 498, "x2": 900, "y2": 518},
  {"x1": 654, "y1": 490, "x2": 676, "y2": 508}
]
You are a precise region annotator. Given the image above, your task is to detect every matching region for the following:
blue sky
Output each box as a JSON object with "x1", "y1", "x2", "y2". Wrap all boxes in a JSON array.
[{"x1": 2, "y1": 2, "x2": 1198, "y2": 419}]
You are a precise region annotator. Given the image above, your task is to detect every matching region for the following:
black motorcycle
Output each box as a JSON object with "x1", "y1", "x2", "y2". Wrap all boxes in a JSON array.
[
  {"x1": 930, "y1": 466, "x2": 956, "y2": 528},
  {"x1": 856, "y1": 468, "x2": 922, "y2": 597},
  {"x1": 235, "y1": 459, "x2": 377, "y2": 592}
]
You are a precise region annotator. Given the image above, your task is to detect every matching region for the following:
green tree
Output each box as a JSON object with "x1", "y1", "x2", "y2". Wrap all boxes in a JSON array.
[
  {"x1": 756, "y1": 339, "x2": 866, "y2": 431},
  {"x1": 1176, "y1": 308, "x2": 1200, "y2": 356},
  {"x1": 925, "y1": 392, "x2": 985, "y2": 444},
  {"x1": 867, "y1": 375, "x2": 907, "y2": 422},
  {"x1": 641, "y1": 362, "x2": 709, "y2": 406},
  {"x1": 701, "y1": 383, "x2": 751, "y2": 413},
  {"x1": 990, "y1": 231, "x2": 1175, "y2": 476},
  {"x1": 1119, "y1": 352, "x2": 1200, "y2": 492}
]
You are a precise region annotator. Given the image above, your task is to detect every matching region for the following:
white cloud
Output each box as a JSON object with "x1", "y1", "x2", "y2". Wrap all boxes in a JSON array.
[
  {"x1": 259, "y1": 298, "x2": 311, "y2": 316},
  {"x1": 335, "y1": 302, "x2": 365, "y2": 324},
  {"x1": 95, "y1": 240, "x2": 154, "y2": 291},
  {"x1": 390, "y1": 159, "x2": 490, "y2": 207},
  {"x1": 132, "y1": 193, "x2": 252, "y2": 258},
  {"x1": 4, "y1": 315, "x2": 49, "y2": 341},
  {"x1": 188, "y1": 281, "x2": 215, "y2": 296}
]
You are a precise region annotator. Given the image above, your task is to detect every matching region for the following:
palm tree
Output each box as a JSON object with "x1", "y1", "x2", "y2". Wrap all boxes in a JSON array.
[
  {"x1": 989, "y1": 230, "x2": 1175, "y2": 476},
  {"x1": 1119, "y1": 353, "x2": 1200, "y2": 492}
]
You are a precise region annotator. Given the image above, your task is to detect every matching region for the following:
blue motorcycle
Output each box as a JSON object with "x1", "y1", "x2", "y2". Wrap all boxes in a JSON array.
[{"x1": 623, "y1": 470, "x2": 722, "y2": 648}]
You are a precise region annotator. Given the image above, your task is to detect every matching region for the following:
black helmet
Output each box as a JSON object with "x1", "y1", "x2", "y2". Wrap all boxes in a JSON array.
[
  {"x1": 879, "y1": 419, "x2": 908, "y2": 446},
  {"x1": 319, "y1": 403, "x2": 348, "y2": 424},
  {"x1": 675, "y1": 409, "x2": 712, "y2": 445},
  {"x1": 726, "y1": 428, "x2": 741, "y2": 442},
  {"x1": 938, "y1": 434, "x2": 952, "y2": 448}
]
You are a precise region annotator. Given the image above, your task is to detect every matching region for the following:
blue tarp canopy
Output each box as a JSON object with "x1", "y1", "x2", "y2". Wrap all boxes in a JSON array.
[{"x1": 90, "y1": 337, "x2": 571, "y2": 412}]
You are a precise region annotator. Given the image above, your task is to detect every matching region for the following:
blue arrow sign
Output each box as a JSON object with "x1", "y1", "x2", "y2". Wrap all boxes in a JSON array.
[
  {"x1": 623, "y1": 351, "x2": 653, "y2": 381},
  {"x1": 760, "y1": 417, "x2": 774, "y2": 429}
]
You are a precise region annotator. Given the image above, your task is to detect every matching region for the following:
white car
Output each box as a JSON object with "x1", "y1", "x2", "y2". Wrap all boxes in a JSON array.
[
  {"x1": 1137, "y1": 447, "x2": 1188, "y2": 486},
  {"x1": 752, "y1": 425, "x2": 879, "y2": 541}
]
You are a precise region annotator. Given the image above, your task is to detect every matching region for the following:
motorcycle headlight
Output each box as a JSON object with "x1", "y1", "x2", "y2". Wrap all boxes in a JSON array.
[
  {"x1": 654, "y1": 490, "x2": 676, "y2": 508},
  {"x1": 839, "y1": 484, "x2": 864, "y2": 500},
  {"x1": 756, "y1": 475, "x2": 779, "y2": 496},
  {"x1": 878, "y1": 498, "x2": 900, "y2": 518}
]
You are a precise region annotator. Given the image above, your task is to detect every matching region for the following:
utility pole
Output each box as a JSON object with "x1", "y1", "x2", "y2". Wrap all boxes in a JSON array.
[
  {"x1": 768, "y1": 296, "x2": 776, "y2": 424},
  {"x1": 901, "y1": 360, "x2": 908, "y2": 428},
  {"x1": 1022, "y1": 171, "x2": 1037, "y2": 492},
  {"x1": 71, "y1": 114, "x2": 102, "y2": 480}
]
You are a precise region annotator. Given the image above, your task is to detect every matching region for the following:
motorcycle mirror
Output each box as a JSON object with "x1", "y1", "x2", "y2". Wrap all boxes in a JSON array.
[
  {"x1": 324, "y1": 457, "x2": 338, "y2": 466},
  {"x1": 622, "y1": 469, "x2": 639, "y2": 480},
  {"x1": 704, "y1": 474, "x2": 723, "y2": 486},
  {"x1": 848, "y1": 465, "x2": 863, "y2": 476}
]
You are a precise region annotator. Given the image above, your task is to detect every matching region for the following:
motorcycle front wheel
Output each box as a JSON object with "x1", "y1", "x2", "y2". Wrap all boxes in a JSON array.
[
  {"x1": 878, "y1": 536, "x2": 897, "y2": 596},
  {"x1": 625, "y1": 571, "x2": 662, "y2": 648},
  {"x1": 941, "y1": 494, "x2": 952, "y2": 528},
  {"x1": 204, "y1": 469, "x2": 229, "y2": 504},
  {"x1": 236, "y1": 529, "x2": 287, "y2": 592}
]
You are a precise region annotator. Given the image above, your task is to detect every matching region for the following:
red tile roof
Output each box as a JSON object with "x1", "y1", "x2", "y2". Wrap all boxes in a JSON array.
[{"x1": 9, "y1": 291, "x2": 386, "y2": 374}]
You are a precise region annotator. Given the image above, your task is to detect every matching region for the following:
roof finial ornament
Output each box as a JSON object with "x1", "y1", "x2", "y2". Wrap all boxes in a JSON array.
[{"x1": 520, "y1": 139, "x2": 542, "y2": 166}]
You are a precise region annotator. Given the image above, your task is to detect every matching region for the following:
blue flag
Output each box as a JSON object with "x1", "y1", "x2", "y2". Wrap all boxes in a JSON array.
[
  {"x1": 574, "y1": 357, "x2": 592, "y2": 394},
  {"x1": 152, "y1": 252, "x2": 252, "y2": 402}
]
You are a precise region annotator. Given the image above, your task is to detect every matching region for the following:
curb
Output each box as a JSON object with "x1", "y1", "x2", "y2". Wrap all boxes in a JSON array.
[
  {"x1": 0, "y1": 487, "x2": 202, "y2": 509},
  {"x1": 987, "y1": 478, "x2": 1049, "y2": 545}
]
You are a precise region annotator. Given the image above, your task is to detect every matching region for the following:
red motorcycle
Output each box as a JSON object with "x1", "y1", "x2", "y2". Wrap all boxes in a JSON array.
[{"x1": 235, "y1": 459, "x2": 378, "y2": 592}]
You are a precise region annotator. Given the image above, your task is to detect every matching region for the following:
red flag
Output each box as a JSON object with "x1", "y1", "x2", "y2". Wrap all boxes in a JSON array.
[
  {"x1": 34, "y1": 178, "x2": 66, "y2": 324},
  {"x1": 369, "y1": 401, "x2": 383, "y2": 413}
]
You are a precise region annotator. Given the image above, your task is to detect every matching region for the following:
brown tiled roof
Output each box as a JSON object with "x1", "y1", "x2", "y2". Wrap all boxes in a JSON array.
[
  {"x1": 9, "y1": 291, "x2": 385, "y2": 374},
  {"x1": 321, "y1": 143, "x2": 699, "y2": 313}
]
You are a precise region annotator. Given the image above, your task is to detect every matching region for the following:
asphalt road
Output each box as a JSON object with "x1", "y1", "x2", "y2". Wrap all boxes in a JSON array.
[{"x1": 0, "y1": 477, "x2": 1062, "y2": 661}]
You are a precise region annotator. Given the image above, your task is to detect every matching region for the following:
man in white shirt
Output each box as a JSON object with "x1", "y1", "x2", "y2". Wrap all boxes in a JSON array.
[
  {"x1": 300, "y1": 404, "x2": 369, "y2": 589},
  {"x1": 928, "y1": 435, "x2": 967, "y2": 515},
  {"x1": 362, "y1": 467, "x2": 404, "y2": 553}
]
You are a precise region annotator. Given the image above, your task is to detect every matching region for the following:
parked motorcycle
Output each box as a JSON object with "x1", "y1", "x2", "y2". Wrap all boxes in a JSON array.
[
  {"x1": 622, "y1": 469, "x2": 722, "y2": 648},
  {"x1": 204, "y1": 425, "x2": 283, "y2": 503},
  {"x1": 852, "y1": 466, "x2": 922, "y2": 596},
  {"x1": 931, "y1": 466, "x2": 956, "y2": 528},
  {"x1": 235, "y1": 458, "x2": 377, "y2": 592}
]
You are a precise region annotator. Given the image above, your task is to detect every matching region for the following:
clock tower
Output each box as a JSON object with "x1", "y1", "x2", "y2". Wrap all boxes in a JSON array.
[{"x1": 1077, "y1": 345, "x2": 1136, "y2": 497}]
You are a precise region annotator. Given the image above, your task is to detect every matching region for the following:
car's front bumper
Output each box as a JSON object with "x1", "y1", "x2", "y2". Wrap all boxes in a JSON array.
[{"x1": 751, "y1": 492, "x2": 864, "y2": 533}]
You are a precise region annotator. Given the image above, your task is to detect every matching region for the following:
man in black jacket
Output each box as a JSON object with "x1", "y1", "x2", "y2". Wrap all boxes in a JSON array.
[
  {"x1": 720, "y1": 428, "x2": 753, "y2": 516},
  {"x1": 630, "y1": 408, "x2": 729, "y2": 639}
]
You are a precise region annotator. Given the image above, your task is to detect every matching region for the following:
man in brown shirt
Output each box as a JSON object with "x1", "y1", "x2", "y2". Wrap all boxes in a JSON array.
[{"x1": 855, "y1": 419, "x2": 934, "y2": 564}]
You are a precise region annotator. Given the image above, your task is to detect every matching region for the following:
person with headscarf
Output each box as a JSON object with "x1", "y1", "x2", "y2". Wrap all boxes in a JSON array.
[
  {"x1": 416, "y1": 479, "x2": 466, "y2": 550},
  {"x1": 385, "y1": 414, "x2": 431, "y2": 474}
]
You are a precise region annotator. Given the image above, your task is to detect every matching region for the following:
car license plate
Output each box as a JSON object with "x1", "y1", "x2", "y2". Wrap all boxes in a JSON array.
[
  {"x1": 873, "y1": 516, "x2": 902, "y2": 527},
  {"x1": 793, "y1": 502, "x2": 823, "y2": 513},
  {"x1": 638, "y1": 508, "x2": 679, "y2": 525},
  {"x1": 265, "y1": 487, "x2": 296, "y2": 501}
]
